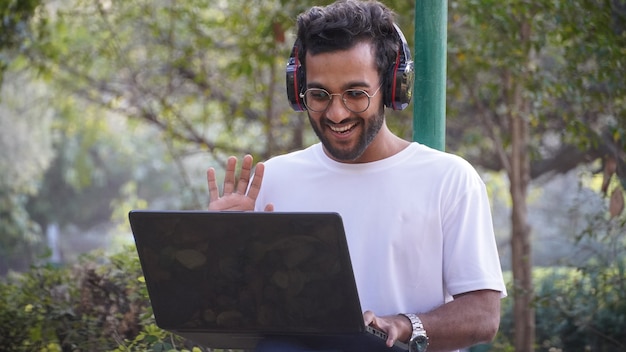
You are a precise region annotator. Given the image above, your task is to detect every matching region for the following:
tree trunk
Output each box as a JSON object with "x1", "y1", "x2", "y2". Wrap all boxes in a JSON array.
[
  {"x1": 510, "y1": 143, "x2": 534, "y2": 352},
  {"x1": 509, "y1": 40, "x2": 535, "y2": 349}
]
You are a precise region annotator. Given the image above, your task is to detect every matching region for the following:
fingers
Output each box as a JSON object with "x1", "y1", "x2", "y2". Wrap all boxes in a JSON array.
[
  {"x1": 246, "y1": 161, "x2": 264, "y2": 200},
  {"x1": 385, "y1": 325, "x2": 400, "y2": 347},
  {"x1": 207, "y1": 168, "x2": 219, "y2": 205},
  {"x1": 236, "y1": 154, "x2": 254, "y2": 195},
  {"x1": 363, "y1": 310, "x2": 375, "y2": 326},
  {"x1": 207, "y1": 155, "x2": 267, "y2": 211},
  {"x1": 223, "y1": 156, "x2": 238, "y2": 195},
  {"x1": 363, "y1": 311, "x2": 402, "y2": 348}
]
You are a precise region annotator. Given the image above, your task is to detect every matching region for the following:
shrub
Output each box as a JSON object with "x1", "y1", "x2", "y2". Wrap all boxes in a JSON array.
[
  {"x1": 3, "y1": 232, "x2": 624, "y2": 351},
  {"x1": 0, "y1": 246, "x2": 175, "y2": 351}
]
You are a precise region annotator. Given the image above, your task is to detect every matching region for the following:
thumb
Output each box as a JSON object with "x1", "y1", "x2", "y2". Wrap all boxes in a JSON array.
[{"x1": 363, "y1": 310, "x2": 376, "y2": 326}]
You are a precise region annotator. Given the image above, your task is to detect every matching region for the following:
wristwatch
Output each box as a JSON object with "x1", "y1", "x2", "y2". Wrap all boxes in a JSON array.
[{"x1": 401, "y1": 313, "x2": 429, "y2": 352}]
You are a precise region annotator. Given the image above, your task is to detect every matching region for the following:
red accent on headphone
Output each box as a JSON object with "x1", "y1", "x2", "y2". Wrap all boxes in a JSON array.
[{"x1": 292, "y1": 45, "x2": 305, "y2": 111}]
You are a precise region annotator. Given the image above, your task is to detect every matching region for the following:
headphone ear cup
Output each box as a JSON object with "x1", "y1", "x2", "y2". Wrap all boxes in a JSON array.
[
  {"x1": 385, "y1": 24, "x2": 415, "y2": 111},
  {"x1": 388, "y1": 54, "x2": 414, "y2": 111},
  {"x1": 286, "y1": 39, "x2": 307, "y2": 112}
]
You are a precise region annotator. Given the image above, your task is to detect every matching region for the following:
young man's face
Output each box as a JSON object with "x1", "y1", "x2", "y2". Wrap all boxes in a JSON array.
[{"x1": 304, "y1": 41, "x2": 385, "y2": 163}]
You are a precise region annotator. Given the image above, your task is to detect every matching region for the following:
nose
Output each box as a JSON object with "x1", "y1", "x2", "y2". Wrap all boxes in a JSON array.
[{"x1": 324, "y1": 95, "x2": 351, "y2": 123}]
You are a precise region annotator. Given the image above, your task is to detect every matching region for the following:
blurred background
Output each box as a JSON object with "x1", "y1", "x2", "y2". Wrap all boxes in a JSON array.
[{"x1": 0, "y1": 0, "x2": 624, "y2": 351}]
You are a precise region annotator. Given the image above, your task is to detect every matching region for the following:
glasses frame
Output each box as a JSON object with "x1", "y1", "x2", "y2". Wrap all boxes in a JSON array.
[{"x1": 299, "y1": 84, "x2": 383, "y2": 113}]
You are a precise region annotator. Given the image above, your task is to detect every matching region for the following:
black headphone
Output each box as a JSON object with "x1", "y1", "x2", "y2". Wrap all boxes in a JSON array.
[{"x1": 286, "y1": 23, "x2": 414, "y2": 112}]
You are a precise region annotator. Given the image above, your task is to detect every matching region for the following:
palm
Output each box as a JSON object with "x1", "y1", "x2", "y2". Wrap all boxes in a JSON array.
[
  {"x1": 206, "y1": 155, "x2": 272, "y2": 211},
  {"x1": 208, "y1": 193, "x2": 256, "y2": 211}
]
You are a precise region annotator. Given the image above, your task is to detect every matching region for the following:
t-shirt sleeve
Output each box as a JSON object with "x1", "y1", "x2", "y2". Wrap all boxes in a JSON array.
[{"x1": 442, "y1": 174, "x2": 507, "y2": 298}]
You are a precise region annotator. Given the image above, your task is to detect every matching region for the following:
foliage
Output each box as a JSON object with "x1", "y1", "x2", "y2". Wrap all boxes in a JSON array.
[
  {"x1": 481, "y1": 206, "x2": 626, "y2": 352},
  {"x1": 0, "y1": 0, "x2": 44, "y2": 83},
  {"x1": 0, "y1": 247, "x2": 146, "y2": 351},
  {"x1": 0, "y1": 75, "x2": 184, "y2": 273},
  {"x1": 0, "y1": 72, "x2": 55, "y2": 274},
  {"x1": 0, "y1": 245, "x2": 242, "y2": 351},
  {"x1": 26, "y1": 0, "x2": 300, "y2": 161},
  {"x1": 497, "y1": 261, "x2": 626, "y2": 352},
  {"x1": 447, "y1": 0, "x2": 626, "y2": 178},
  {"x1": 447, "y1": 1, "x2": 625, "y2": 349}
]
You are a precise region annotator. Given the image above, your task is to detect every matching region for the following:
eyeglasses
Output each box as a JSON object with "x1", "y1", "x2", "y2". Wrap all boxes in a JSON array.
[{"x1": 299, "y1": 85, "x2": 382, "y2": 113}]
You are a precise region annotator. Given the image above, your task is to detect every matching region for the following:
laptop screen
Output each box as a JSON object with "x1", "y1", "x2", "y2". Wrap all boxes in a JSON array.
[{"x1": 129, "y1": 211, "x2": 365, "y2": 335}]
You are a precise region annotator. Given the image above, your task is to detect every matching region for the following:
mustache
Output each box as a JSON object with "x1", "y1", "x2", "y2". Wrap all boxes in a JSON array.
[{"x1": 321, "y1": 116, "x2": 361, "y2": 126}]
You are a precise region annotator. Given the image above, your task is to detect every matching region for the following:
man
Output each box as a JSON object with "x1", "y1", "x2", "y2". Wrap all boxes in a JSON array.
[{"x1": 207, "y1": 1, "x2": 506, "y2": 351}]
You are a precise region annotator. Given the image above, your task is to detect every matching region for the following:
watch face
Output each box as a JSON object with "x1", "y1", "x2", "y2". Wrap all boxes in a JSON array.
[{"x1": 410, "y1": 335, "x2": 428, "y2": 352}]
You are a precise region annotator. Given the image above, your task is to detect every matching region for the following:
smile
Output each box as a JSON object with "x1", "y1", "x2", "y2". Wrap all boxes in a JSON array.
[{"x1": 329, "y1": 122, "x2": 357, "y2": 134}]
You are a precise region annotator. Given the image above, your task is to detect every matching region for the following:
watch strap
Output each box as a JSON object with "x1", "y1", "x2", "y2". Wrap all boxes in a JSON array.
[{"x1": 401, "y1": 313, "x2": 428, "y2": 351}]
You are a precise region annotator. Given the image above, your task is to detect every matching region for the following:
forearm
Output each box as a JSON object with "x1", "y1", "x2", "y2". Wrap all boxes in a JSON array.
[
  {"x1": 394, "y1": 290, "x2": 501, "y2": 352},
  {"x1": 418, "y1": 290, "x2": 501, "y2": 351}
]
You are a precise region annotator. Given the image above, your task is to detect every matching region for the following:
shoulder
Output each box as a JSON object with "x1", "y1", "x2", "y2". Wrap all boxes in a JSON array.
[
  {"x1": 406, "y1": 143, "x2": 483, "y2": 183},
  {"x1": 410, "y1": 143, "x2": 473, "y2": 166},
  {"x1": 258, "y1": 144, "x2": 326, "y2": 185},
  {"x1": 263, "y1": 144, "x2": 323, "y2": 169}
]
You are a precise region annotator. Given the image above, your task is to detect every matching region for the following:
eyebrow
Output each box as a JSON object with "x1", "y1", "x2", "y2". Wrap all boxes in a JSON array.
[{"x1": 306, "y1": 81, "x2": 372, "y2": 91}]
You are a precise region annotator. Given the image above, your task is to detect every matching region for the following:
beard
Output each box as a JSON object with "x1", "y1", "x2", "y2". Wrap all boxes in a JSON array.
[{"x1": 308, "y1": 106, "x2": 385, "y2": 162}]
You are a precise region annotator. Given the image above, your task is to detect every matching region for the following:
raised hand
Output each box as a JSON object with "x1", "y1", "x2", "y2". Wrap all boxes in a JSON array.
[{"x1": 207, "y1": 154, "x2": 273, "y2": 211}]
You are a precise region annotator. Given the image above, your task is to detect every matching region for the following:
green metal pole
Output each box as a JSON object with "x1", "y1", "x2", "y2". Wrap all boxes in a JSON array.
[{"x1": 412, "y1": 0, "x2": 447, "y2": 151}]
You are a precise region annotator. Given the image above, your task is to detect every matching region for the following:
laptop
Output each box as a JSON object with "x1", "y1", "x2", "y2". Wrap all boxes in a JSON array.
[{"x1": 129, "y1": 210, "x2": 409, "y2": 352}]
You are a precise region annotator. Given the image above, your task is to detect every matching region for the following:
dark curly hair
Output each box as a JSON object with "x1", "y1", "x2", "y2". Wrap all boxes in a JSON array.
[{"x1": 295, "y1": 0, "x2": 399, "y2": 84}]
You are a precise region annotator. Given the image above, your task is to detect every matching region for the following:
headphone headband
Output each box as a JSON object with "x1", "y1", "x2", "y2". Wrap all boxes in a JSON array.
[{"x1": 286, "y1": 24, "x2": 414, "y2": 112}]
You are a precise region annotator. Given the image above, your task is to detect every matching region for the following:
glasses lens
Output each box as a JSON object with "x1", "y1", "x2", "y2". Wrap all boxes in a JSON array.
[
  {"x1": 302, "y1": 88, "x2": 373, "y2": 113},
  {"x1": 342, "y1": 89, "x2": 370, "y2": 113},
  {"x1": 303, "y1": 89, "x2": 331, "y2": 112}
]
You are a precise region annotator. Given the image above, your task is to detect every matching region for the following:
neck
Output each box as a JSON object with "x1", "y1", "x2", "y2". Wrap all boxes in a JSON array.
[{"x1": 327, "y1": 123, "x2": 410, "y2": 164}]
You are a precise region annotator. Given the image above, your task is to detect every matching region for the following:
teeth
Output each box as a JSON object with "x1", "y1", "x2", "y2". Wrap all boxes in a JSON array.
[{"x1": 329, "y1": 123, "x2": 355, "y2": 133}]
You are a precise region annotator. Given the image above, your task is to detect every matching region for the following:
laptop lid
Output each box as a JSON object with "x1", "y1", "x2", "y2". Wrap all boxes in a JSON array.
[{"x1": 129, "y1": 210, "x2": 408, "y2": 352}]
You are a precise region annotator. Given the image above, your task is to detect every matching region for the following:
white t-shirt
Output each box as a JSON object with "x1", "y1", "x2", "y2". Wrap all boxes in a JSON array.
[{"x1": 255, "y1": 142, "x2": 506, "y2": 316}]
